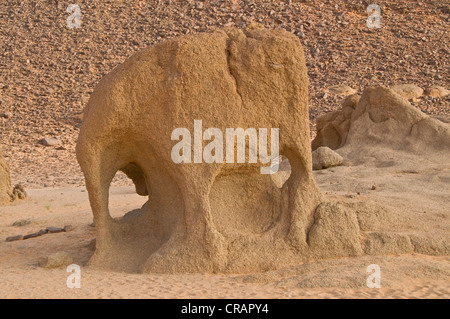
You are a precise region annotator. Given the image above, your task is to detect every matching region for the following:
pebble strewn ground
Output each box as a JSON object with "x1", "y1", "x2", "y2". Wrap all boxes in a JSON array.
[{"x1": 0, "y1": 0, "x2": 449, "y2": 188}]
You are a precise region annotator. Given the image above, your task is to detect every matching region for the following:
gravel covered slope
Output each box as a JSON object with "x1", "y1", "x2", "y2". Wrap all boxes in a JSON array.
[{"x1": 0, "y1": 0, "x2": 449, "y2": 188}]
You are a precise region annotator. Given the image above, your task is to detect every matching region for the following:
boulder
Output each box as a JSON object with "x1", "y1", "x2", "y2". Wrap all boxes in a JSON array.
[
  {"x1": 391, "y1": 84, "x2": 423, "y2": 101},
  {"x1": 424, "y1": 85, "x2": 450, "y2": 98},
  {"x1": 312, "y1": 94, "x2": 359, "y2": 151},
  {"x1": 308, "y1": 202, "x2": 363, "y2": 258},
  {"x1": 40, "y1": 251, "x2": 74, "y2": 269},
  {"x1": 312, "y1": 86, "x2": 450, "y2": 156},
  {"x1": 312, "y1": 146, "x2": 343, "y2": 170}
]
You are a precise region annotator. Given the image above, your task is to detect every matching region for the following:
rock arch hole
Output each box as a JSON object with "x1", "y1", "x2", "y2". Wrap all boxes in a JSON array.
[
  {"x1": 108, "y1": 162, "x2": 148, "y2": 220},
  {"x1": 270, "y1": 155, "x2": 292, "y2": 188},
  {"x1": 209, "y1": 156, "x2": 291, "y2": 237}
]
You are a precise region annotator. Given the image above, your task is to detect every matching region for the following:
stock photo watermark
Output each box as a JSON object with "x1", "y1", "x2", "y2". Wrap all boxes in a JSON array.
[
  {"x1": 367, "y1": 4, "x2": 381, "y2": 29},
  {"x1": 366, "y1": 264, "x2": 381, "y2": 288},
  {"x1": 66, "y1": 4, "x2": 81, "y2": 29},
  {"x1": 171, "y1": 120, "x2": 280, "y2": 174},
  {"x1": 64, "y1": 3, "x2": 381, "y2": 31},
  {"x1": 66, "y1": 264, "x2": 81, "y2": 289}
]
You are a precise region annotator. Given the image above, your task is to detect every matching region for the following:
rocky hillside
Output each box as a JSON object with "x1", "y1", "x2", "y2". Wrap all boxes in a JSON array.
[{"x1": 0, "y1": 0, "x2": 449, "y2": 188}]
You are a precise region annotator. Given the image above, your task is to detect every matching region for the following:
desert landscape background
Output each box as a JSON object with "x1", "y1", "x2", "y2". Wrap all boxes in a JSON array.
[{"x1": 0, "y1": 0, "x2": 449, "y2": 299}]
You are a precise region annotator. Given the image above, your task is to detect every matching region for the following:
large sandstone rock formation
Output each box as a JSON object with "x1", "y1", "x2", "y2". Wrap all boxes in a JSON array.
[
  {"x1": 312, "y1": 86, "x2": 450, "y2": 157},
  {"x1": 0, "y1": 149, "x2": 12, "y2": 205},
  {"x1": 311, "y1": 87, "x2": 450, "y2": 258},
  {"x1": 78, "y1": 26, "x2": 372, "y2": 274}
]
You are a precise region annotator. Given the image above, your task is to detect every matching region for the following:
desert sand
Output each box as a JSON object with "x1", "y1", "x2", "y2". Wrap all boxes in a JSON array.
[{"x1": 1, "y1": 155, "x2": 449, "y2": 299}]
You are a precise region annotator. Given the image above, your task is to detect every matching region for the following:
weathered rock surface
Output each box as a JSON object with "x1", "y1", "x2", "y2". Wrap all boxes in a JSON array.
[
  {"x1": 312, "y1": 86, "x2": 450, "y2": 156},
  {"x1": 391, "y1": 84, "x2": 423, "y2": 101},
  {"x1": 40, "y1": 251, "x2": 74, "y2": 269},
  {"x1": 424, "y1": 85, "x2": 450, "y2": 98},
  {"x1": 0, "y1": 148, "x2": 12, "y2": 205},
  {"x1": 77, "y1": 26, "x2": 331, "y2": 274},
  {"x1": 312, "y1": 146, "x2": 343, "y2": 170},
  {"x1": 325, "y1": 85, "x2": 357, "y2": 96}
]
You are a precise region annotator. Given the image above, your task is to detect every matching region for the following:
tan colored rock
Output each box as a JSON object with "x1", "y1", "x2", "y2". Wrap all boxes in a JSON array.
[
  {"x1": 326, "y1": 85, "x2": 357, "y2": 96},
  {"x1": 0, "y1": 152, "x2": 26, "y2": 205},
  {"x1": 12, "y1": 219, "x2": 31, "y2": 227},
  {"x1": 409, "y1": 234, "x2": 450, "y2": 256},
  {"x1": 270, "y1": 155, "x2": 291, "y2": 188},
  {"x1": 424, "y1": 85, "x2": 450, "y2": 98},
  {"x1": 41, "y1": 136, "x2": 61, "y2": 147},
  {"x1": 312, "y1": 146, "x2": 343, "y2": 170},
  {"x1": 351, "y1": 202, "x2": 390, "y2": 232},
  {"x1": 40, "y1": 251, "x2": 74, "y2": 269},
  {"x1": 391, "y1": 84, "x2": 423, "y2": 101},
  {"x1": 0, "y1": 148, "x2": 12, "y2": 205},
  {"x1": 312, "y1": 86, "x2": 450, "y2": 155},
  {"x1": 11, "y1": 184, "x2": 26, "y2": 200},
  {"x1": 311, "y1": 95, "x2": 359, "y2": 151},
  {"x1": 77, "y1": 27, "x2": 325, "y2": 274},
  {"x1": 363, "y1": 232, "x2": 413, "y2": 255},
  {"x1": 308, "y1": 202, "x2": 363, "y2": 258},
  {"x1": 341, "y1": 93, "x2": 360, "y2": 109}
]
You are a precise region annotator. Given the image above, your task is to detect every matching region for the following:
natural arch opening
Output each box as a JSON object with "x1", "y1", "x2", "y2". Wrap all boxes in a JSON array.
[
  {"x1": 209, "y1": 165, "x2": 283, "y2": 237},
  {"x1": 100, "y1": 161, "x2": 184, "y2": 272},
  {"x1": 270, "y1": 155, "x2": 292, "y2": 188},
  {"x1": 107, "y1": 163, "x2": 148, "y2": 220}
]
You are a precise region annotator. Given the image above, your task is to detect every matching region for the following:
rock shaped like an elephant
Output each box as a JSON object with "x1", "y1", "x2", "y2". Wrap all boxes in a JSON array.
[{"x1": 77, "y1": 26, "x2": 325, "y2": 273}]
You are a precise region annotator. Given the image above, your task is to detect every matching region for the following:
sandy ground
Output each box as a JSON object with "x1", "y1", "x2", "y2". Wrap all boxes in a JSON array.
[{"x1": 1, "y1": 156, "x2": 449, "y2": 299}]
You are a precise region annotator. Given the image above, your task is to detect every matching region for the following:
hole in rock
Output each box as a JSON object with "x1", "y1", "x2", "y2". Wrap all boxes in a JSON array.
[
  {"x1": 270, "y1": 155, "x2": 292, "y2": 188},
  {"x1": 210, "y1": 163, "x2": 286, "y2": 237},
  {"x1": 108, "y1": 165, "x2": 148, "y2": 220}
]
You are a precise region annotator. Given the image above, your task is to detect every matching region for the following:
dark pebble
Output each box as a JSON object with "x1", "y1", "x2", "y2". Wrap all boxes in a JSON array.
[
  {"x1": 23, "y1": 231, "x2": 43, "y2": 240},
  {"x1": 46, "y1": 227, "x2": 64, "y2": 233},
  {"x1": 6, "y1": 235, "x2": 23, "y2": 242}
]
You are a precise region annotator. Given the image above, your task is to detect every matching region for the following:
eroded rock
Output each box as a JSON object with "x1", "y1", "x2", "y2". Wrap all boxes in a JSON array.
[
  {"x1": 40, "y1": 251, "x2": 74, "y2": 269},
  {"x1": 0, "y1": 148, "x2": 12, "y2": 205},
  {"x1": 76, "y1": 26, "x2": 324, "y2": 273},
  {"x1": 312, "y1": 146, "x2": 343, "y2": 170}
]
